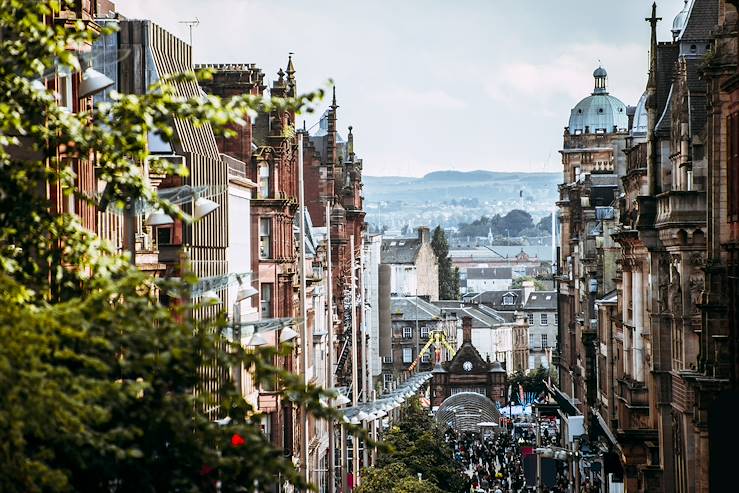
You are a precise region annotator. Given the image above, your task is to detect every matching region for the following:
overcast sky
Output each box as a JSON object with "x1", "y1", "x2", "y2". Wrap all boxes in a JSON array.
[{"x1": 117, "y1": 0, "x2": 687, "y2": 177}]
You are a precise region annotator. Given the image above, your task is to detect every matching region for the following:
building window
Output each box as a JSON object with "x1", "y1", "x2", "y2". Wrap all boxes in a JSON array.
[
  {"x1": 156, "y1": 226, "x2": 173, "y2": 245},
  {"x1": 421, "y1": 352, "x2": 431, "y2": 364},
  {"x1": 420, "y1": 326, "x2": 429, "y2": 338},
  {"x1": 502, "y1": 294, "x2": 515, "y2": 305},
  {"x1": 383, "y1": 373, "x2": 393, "y2": 390},
  {"x1": 527, "y1": 312, "x2": 534, "y2": 325},
  {"x1": 259, "y1": 163, "x2": 270, "y2": 198},
  {"x1": 554, "y1": 313, "x2": 558, "y2": 326},
  {"x1": 529, "y1": 334, "x2": 536, "y2": 348},
  {"x1": 260, "y1": 283, "x2": 272, "y2": 319},
  {"x1": 541, "y1": 313, "x2": 548, "y2": 325},
  {"x1": 259, "y1": 218, "x2": 272, "y2": 259},
  {"x1": 541, "y1": 334, "x2": 548, "y2": 348},
  {"x1": 382, "y1": 355, "x2": 393, "y2": 364},
  {"x1": 56, "y1": 66, "x2": 73, "y2": 112},
  {"x1": 402, "y1": 347, "x2": 413, "y2": 364},
  {"x1": 402, "y1": 327, "x2": 413, "y2": 339},
  {"x1": 729, "y1": 112, "x2": 739, "y2": 221}
]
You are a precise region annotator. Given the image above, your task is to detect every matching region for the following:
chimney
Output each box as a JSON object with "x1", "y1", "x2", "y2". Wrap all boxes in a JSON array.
[
  {"x1": 522, "y1": 280, "x2": 535, "y2": 305},
  {"x1": 462, "y1": 316, "x2": 472, "y2": 344},
  {"x1": 418, "y1": 226, "x2": 430, "y2": 244}
]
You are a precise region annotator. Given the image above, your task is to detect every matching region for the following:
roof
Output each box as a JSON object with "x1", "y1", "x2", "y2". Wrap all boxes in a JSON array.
[
  {"x1": 596, "y1": 289, "x2": 618, "y2": 305},
  {"x1": 381, "y1": 238, "x2": 422, "y2": 264},
  {"x1": 524, "y1": 291, "x2": 557, "y2": 310},
  {"x1": 631, "y1": 91, "x2": 648, "y2": 136},
  {"x1": 390, "y1": 296, "x2": 441, "y2": 321},
  {"x1": 678, "y1": 0, "x2": 719, "y2": 44},
  {"x1": 467, "y1": 289, "x2": 526, "y2": 313},
  {"x1": 655, "y1": 43, "x2": 680, "y2": 138},
  {"x1": 568, "y1": 67, "x2": 628, "y2": 135},
  {"x1": 466, "y1": 267, "x2": 513, "y2": 280}
]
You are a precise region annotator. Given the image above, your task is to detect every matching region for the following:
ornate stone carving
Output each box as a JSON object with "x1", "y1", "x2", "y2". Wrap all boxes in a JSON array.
[
  {"x1": 670, "y1": 259, "x2": 682, "y2": 316},
  {"x1": 689, "y1": 273, "x2": 705, "y2": 315},
  {"x1": 658, "y1": 254, "x2": 670, "y2": 313}
]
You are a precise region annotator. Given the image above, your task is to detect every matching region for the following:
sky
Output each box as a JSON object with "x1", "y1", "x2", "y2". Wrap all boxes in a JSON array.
[{"x1": 116, "y1": 0, "x2": 687, "y2": 177}]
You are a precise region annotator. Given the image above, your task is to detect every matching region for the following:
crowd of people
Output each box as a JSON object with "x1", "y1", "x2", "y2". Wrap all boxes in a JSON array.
[
  {"x1": 445, "y1": 417, "x2": 580, "y2": 493},
  {"x1": 446, "y1": 427, "x2": 525, "y2": 493}
]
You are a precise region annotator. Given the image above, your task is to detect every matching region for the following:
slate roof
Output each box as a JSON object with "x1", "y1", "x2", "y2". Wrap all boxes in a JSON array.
[
  {"x1": 655, "y1": 43, "x2": 680, "y2": 137},
  {"x1": 381, "y1": 238, "x2": 422, "y2": 264},
  {"x1": 467, "y1": 267, "x2": 513, "y2": 280},
  {"x1": 433, "y1": 301, "x2": 508, "y2": 325},
  {"x1": 679, "y1": 0, "x2": 719, "y2": 43},
  {"x1": 524, "y1": 291, "x2": 557, "y2": 311},
  {"x1": 390, "y1": 296, "x2": 441, "y2": 321},
  {"x1": 467, "y1": 289, "x2": 526, "y2": 313}
]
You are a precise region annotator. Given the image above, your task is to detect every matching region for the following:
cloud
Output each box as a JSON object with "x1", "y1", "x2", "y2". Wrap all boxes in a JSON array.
[
  {"x1": 484, "y1": 42, "x2": 645, "y2": 107},
  {"x1": 373, "y1": 87, "x2": 467, "y2": 111}
]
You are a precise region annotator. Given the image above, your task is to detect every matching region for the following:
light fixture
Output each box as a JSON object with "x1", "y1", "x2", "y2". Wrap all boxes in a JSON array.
[
  {"x1": 145, "y1": 209, "x2": 174, "y2": 226},
  {"x1": 279, "y1": 327, "x2": 299, "y2": 342},
  {"x1": 194, "y1": 196, "x2": 219, "y2": 220},
  {"x1": 236, "y1": 285, "x2": 258, "y2": 302},
  {"x1": 79, "y1": 66, "x2": 114, "y2": 99},
  {"x1": 245, "y1": 332, "x2": 268, "y2": 347},
  {"x1": 201, "y1": 290, "x2": 220, "y2": 305}
]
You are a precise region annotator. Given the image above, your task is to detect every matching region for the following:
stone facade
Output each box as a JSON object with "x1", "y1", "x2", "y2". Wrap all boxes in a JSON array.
[
  {"x1": 553, "y1": 2, "x2": 739, "y2": 492},
  {"x1": 431, "y1": 316, "x2": 508, "y2": 408}
]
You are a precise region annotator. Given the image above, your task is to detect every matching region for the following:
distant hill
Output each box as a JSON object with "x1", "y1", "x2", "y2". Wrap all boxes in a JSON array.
[{"x1": 363, "y1": 170, "x2": 560, "y2": 205}]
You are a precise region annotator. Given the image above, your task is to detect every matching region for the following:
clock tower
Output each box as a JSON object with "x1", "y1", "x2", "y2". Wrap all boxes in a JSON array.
[{"x1": 431, "y1": 316, "x2": 507, "y2": 408}]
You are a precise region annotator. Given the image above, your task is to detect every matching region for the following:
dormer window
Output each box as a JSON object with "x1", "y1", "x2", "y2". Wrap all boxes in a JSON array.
[{"x1": 502, "y1": 294, "x2": 515, "y2": 306}]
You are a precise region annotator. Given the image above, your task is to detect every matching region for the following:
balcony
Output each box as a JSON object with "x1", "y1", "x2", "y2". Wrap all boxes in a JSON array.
[
  {"x1": 655, "y1": 190, "x2": 706, "y2": 230},
  {"x1": 616, "y1": 377, "x2": 649, "y2": 409}
]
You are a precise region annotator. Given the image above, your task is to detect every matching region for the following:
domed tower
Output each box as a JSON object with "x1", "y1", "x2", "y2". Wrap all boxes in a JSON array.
[
  {"x1": 671, "y1": 0, "x2": 690, "y2": 41},
  {"x1": 567, "y1": 67, "x2": 629, "y2": 136},
  {"x1": 556, "y1": 66, "x2": 629, "y2": 415}
]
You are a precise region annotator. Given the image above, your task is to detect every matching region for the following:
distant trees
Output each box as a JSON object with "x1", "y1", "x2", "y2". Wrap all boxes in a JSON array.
[
  {"x1": 457, "y1": 209, "x2": 535, "y2": 238},
  {"x1": 431, "y1": 226, "x2": 460, "y2": 300},
  {"x1": 537, "y1": 213, "x2": 553, "y2": 232},
  {"x1": 511, "y1": 275, "x2": 546, "y2": 291}
]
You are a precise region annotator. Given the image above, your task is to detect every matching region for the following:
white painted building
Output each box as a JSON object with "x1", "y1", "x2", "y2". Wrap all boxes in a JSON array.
[{"x1": 363, "y1": 233, "x2": 383, "y2": 382}]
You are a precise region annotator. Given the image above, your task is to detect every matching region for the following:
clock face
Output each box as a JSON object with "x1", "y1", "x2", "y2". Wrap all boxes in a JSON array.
[{"x1": 463, "y1": 361, "x2": 473, "y2": 372}]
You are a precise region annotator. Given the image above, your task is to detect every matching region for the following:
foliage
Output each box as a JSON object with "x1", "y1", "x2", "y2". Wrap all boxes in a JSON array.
[
  {"x1": 431, "y1": 226, "x2": 460, "y2": 300},
  {"x1": 0, "y1": 1, "x2": 334, "y2": 491},
  {"x1": 364, "y1": 398, "x2": 468, "y2": 493},
  {"x1": 537, "y1": 213, "x2": 553, "y2": 232},
  {"x1": 507, "y1": 366, "x2": 556, "y2": 402},
  {"x1": 457, "y1": 209, "x2": 534, "y2": 239},
  {"x1": 511, "y1": 275, "x2": 546, "y2": 291}
]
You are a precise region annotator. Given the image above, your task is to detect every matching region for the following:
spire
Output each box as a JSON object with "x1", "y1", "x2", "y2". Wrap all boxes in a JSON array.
[
  {"x1": 331, "y1": 85, "x2": 337, "y2": 109},
  {"x1": 646, "y1": 2, "x2": 661, "y2": 91},
  {"x1": 286, "y1": 52, "x2": 296, "y2": 95},
  {"x1": 347, "y1": 126, "x2": 354, "y2": 160},
  {"x1": 645, "y1": 2, "x2": 662, "y2": 196},
  {"x1": 286, "y1": 53, "x2": 296, "y2": 78}
]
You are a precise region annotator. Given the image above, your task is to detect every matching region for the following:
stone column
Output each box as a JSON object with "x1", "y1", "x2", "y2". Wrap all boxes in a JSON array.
[
  {"x1": 623, "y1": 269, "x2": 632, "y2": 376},
  {"x1": 633, "y1": 268, "x2": 644, "y2": 382}
]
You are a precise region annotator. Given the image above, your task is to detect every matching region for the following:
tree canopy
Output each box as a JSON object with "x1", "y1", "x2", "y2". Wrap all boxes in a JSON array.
[
  {"x1": 357, "y1": 398, "x2": 468, "y2": 493},
  {"x1": 431, "y1": 226, "x2": 460, "y2": 300},
  {"x1": 457, "y1": 209, "x2": 535, "y2": 238},
  {"x1": 0, "y1": 1, "x2": 333, "y2": 491}
]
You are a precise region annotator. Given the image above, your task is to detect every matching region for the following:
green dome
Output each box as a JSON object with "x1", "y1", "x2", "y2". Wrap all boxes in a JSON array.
[{"x1": 568, "y1": 66, "x2": 628, "y2": 135}]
